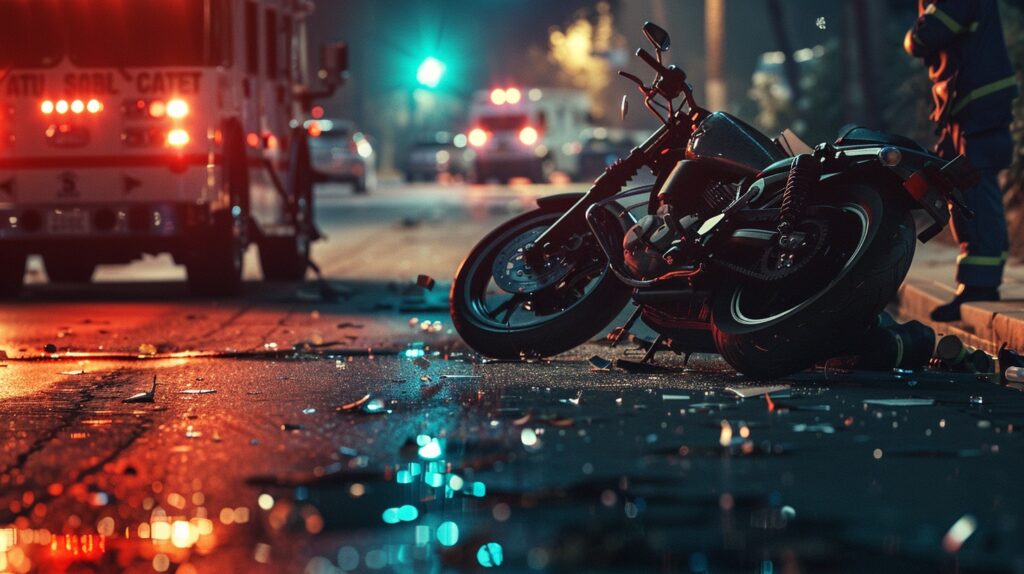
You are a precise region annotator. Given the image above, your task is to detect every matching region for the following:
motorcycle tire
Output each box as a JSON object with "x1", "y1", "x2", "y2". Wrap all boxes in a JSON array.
[
  {"x1": 451, "y1": 207, "x2": 632, "y2": 359},
  {"x1": 711, "y1": 184, "x2": 916, "y2": 379}
]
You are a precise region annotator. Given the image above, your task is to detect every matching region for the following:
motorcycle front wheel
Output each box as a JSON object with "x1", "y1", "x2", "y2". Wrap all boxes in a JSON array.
[
  {"x1": 451, "y1": 207, "x2": 632, "y2": 359},
  {"x1": 711, "y1": 184, "x2": 916, "y2": 379}
]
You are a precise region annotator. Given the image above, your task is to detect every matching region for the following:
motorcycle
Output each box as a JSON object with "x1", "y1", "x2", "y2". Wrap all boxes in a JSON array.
[{"x1": 450, "y1": 22, "x2": 978, "y2": 378}]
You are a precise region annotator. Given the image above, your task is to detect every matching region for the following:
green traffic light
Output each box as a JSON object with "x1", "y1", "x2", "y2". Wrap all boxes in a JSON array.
[{"x1": 416, "y1": 57, "x2": 446, "y2": 88}]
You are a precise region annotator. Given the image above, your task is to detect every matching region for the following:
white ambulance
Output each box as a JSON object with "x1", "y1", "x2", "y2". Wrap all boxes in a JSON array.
[
  {"x1": 0, "y1": 0, "x2": 347, "y2": 296},
  {"x1": 467, "y1": 87, "x2": 592, "y2": 183}
]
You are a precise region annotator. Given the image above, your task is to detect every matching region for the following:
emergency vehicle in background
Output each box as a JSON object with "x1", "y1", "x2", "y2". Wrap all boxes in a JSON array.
[
  {"x1": 0, "y1": 0, "x2": 348, "y2": 296},
  {"x1": 467, "y1": 87, "x2": 592, "y2": 183}
]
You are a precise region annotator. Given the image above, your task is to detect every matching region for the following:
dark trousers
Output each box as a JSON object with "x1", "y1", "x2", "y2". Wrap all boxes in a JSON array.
[{"x1": 936, "y1": 125, "x2": 1013, "y2": 289}]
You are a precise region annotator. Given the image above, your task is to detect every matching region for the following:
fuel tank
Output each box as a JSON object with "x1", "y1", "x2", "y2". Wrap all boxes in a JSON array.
[{"x1": 686, "y1": 112, "x2": 786, "y2": 176}]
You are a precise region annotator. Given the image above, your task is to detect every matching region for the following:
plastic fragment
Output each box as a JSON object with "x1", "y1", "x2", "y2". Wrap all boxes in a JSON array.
[
  {"x1": 124, "y1": 376, "x2": 158, "y2": 403},
  {"x1": 726, "y1": 385, "x2": 790, "y2": 399},
  {"x1": 863, "y1": 398, "x2": 934, "y2": 407},
  {"x1": 337, "y1": 394, "x2": 371, "y2": 411},
  {"x1": 588, "y1": 355, "x2": 613, "y2": 371},
  {"x1": 416, "y1": 274, "x2": 436, "y2": 291}
]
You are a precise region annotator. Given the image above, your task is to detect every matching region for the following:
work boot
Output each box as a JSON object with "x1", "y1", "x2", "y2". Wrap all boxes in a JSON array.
[{"x1": 929, "y1": 286, "x2": 999, "y2": 322}]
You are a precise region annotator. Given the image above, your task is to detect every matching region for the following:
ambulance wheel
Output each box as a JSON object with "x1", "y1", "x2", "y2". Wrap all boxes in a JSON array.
[
  {"x1": 45, "y1": 255, "x2": 95, "y2": 283},
  {"x1": 261, "y1": 130, "x2": 313, "y2": 282},
  {"x1": 187, "y1": 209, "x2": 246, "y2": 296},
  {"x1": 0, "y1": 252, "x2": 25, "y2": 298}
]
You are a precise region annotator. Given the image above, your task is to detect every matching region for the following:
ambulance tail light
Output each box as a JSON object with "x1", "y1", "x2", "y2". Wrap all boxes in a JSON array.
[
  {"x1": 167, "y1": 129, "x2": 191, "y2": 148},
  {"x1": 468, "y1": 128, "x2": 488, "y2": 148},
  {"x1": 166, "y1": 99, "x2": 190, "y2": 119},
  {"x1": 41, "y1": 99, "x2": 105, "y2": 115},
  {"x1": 518, "y1": 126, "x2": 539, "y2": 146}
]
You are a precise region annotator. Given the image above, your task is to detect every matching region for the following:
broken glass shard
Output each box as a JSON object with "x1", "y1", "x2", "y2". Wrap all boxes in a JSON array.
[{"x1": 863, "y1": 398, "x2": 934, "y2": 407}]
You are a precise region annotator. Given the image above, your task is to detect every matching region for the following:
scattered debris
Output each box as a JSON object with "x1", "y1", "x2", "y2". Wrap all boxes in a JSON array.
[
  {"x1": 588, "y1": 355, "x2": 613, "y2": 372},
  {"x1": 998, "y1": 343, "x2": 1024, "y2": 384},
  {"x1": 718, "y1": 420, "x2": 733, "y2": 447},
  {"x1": 863, "y1": 398, "x2": 935, "y2": 407},
  {"x1": 362, "y1": 397, "x2": 390, "y2": 414},
  {"x1": 615, "y1": 359, "x2": 679, "y2": 374},
  {"x1": 124, "y1": 376, "x2": 158, "y2": 403},
  {"x1": 1005, "y1": 366, "x2": 1024, "y2": 384},
  {"x1": 792, "y1": 423, "x2": 836, "y2": 434},
  {"x1": 337, "y1": 394, "x2": 371, "y2": 412},
  {"x1": 560, "y1": 391, "x2": 582, "y2": 406},
  {"x1": 726, "y1": 385, "x2": 791, "y2": 399},
  {"x1": 512, "y1": 413, "x2": 533, "y2": 426},
  {"x1": 416, "y1": 274, "x2": 436, "y2": 291},
  {"x1": 180, "y1": 389, "x2": 217, "y2": 395},
  {"x1": 942, "y1": 514, "x2": 978, "y2": 553}
]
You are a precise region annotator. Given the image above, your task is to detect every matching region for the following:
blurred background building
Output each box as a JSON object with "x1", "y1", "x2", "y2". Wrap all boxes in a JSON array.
[{"x1": 306, "y1": 0, "x2": 1021, "y2": 218}]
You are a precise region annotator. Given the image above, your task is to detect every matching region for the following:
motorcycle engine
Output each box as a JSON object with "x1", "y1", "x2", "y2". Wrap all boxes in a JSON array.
[{"x1": 622, "y1": 214, "x2": 678, "y2": 279}]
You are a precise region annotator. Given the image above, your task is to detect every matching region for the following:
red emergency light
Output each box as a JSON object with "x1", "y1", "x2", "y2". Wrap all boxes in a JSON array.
[{"x1": 41, "y1": 99, "x2": 105, "y2": 115}]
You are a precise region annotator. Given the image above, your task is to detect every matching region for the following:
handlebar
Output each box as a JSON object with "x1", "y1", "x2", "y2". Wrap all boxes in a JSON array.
[{"x1": 636, "y1": 48, "x2": 666, "y2": 75}]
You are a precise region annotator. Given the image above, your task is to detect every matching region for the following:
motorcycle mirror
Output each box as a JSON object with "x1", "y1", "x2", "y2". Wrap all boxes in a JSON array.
[
  {"x1": 620, "y1": 95, "x2": 629, "y2": 121},
  {"x1": 642, "y1": 21, "x2": 671, "y2": 52}
]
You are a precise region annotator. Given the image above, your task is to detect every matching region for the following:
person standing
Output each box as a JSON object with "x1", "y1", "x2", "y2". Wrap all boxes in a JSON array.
[{"x1": 904, "y1": 0, "x2": 1019, "y2": 322}]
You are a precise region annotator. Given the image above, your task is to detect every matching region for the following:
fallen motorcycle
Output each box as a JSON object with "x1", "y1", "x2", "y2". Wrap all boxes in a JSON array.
[{"x1": 450, "y1": 21, "x2": 977, "y2": 378}]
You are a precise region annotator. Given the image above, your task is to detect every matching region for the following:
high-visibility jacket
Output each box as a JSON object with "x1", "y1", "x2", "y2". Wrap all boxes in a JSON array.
[{"x1": 904, "y1": 0, "x2": 1018, "y2": 134}]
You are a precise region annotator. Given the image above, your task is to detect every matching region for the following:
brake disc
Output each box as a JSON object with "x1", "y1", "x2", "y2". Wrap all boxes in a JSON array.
[{"x1": 491, "y1": 228, "x2": 575, "y2": 293}]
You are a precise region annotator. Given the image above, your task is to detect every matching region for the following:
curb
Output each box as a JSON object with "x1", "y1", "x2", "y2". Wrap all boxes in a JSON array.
[{"x1": 896, "y1": 278, "x2": 1024, "y2": 355}]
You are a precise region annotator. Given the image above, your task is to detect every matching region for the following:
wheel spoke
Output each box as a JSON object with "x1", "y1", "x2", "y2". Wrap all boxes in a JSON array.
[{"x1": 486, "y1": 293, "x2": 526, "y2": 324}]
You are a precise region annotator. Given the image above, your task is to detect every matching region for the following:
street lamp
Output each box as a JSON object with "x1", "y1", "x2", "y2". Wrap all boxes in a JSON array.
[{"x1": 416, "y1": 57, "x2": 446, "y2": 88}]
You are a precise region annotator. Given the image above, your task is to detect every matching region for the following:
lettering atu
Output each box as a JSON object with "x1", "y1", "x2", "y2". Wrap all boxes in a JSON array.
[{"x1": 3, "y1": 72, "x2": 203, "y2": 97}]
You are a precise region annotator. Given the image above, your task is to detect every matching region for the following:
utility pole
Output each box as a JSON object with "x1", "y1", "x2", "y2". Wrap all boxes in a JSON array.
[{"x1": 705, "y1": 0, "x2": 727, "y2": 111}]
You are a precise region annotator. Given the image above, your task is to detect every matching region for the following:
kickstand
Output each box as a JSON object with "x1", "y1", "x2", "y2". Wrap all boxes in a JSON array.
[
  {"x1": 609, "y1": 304, "x2": 643, "y2": 348},
  {"x1": 640, "y1": 334, "x2": 665, "y2": 364}
]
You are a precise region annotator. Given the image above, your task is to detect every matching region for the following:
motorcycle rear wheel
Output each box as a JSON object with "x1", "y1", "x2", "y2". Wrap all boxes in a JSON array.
[
  {"x1": 711, "y1": 184, "x2": 916, "y2": 379},
  {"x1": 451, "y1": 207, "x2": 632, "y2": 359}
]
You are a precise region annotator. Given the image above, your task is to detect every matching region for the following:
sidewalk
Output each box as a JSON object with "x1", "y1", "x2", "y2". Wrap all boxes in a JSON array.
[{"x1": 896, "y1": 239, "x2": 1024, "y2": 354}]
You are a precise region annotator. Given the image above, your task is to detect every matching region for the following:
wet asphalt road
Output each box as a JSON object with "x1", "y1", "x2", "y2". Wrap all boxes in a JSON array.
[{"x1": 1, "y1": 182, "x2": 1023, "y2": 574}]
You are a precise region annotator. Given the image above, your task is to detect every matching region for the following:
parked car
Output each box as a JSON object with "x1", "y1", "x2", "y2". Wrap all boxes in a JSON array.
[
  {"x1": 306, "y1": 119, "x2": 376, "y2": 193},
  {"x1": 404, "y1": 132, "x2": 472, "y2": 182},
  {"x1": 576, "y1": 129, "x2": 638, "y2": 182}
]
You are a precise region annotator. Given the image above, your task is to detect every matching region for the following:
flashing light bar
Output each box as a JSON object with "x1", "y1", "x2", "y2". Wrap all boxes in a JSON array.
[{"x1": 41, "y1": 99, "x2": 105, "y2": 115}]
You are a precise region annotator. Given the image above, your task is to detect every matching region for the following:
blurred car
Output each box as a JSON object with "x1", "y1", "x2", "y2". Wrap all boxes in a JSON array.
[
  {"x1": 404, "y1": 132, "x2": 473, "y2": 182},
  {"x1": 306, "y1": 119, "x2": 376, "y2": 193},
  {"x1": 576, "y1": 128, "x2": 637, "y2": 182}
]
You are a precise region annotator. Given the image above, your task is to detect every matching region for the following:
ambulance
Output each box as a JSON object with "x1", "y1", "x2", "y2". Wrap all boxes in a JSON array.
[
  {"x1": 0, "y1": 0, "x2": 347, "y2": 296},
  {"x1": 467, "y1": 87, "x2": 592, "y2": 183}
]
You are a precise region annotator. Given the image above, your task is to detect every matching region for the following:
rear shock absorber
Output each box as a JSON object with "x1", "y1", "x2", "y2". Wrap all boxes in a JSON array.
[{"x1": 776, "y1": 153, "x2": 821, "y2": 253}]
